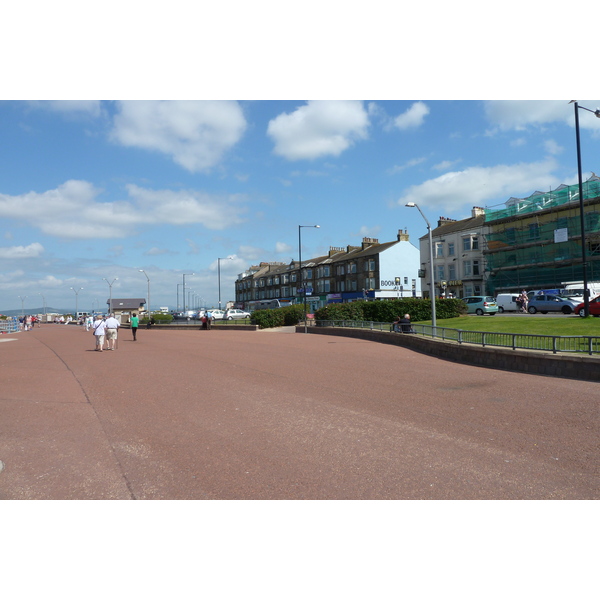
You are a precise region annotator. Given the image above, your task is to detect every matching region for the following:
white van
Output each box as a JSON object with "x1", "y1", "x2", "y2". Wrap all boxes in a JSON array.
[
  {"x1": 562, "y1": 281, "x2": 600, "y2": 302},
  {"x1": 495, "y1": 293, "x2": 522, "y2": 313}
]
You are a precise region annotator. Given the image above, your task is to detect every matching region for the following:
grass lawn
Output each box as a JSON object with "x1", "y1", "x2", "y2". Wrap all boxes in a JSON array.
[{"x1": 415, "y1": 315, "x2": 600, "y2": 337}]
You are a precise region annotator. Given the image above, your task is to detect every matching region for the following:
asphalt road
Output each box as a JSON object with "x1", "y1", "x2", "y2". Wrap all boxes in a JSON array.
[{"x1": 1, "y1": 323, "x2": 598, "y2": 499}]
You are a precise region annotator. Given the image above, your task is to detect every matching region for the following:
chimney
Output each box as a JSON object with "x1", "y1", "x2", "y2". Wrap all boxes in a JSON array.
[
  {"x1": 361, "y1": 237, "x2": 379, "y2": 249},
  {"x1": 472, "y1": 206, "x2": 485, "y2": 218},
  {"x1": 437, "y1": 216, "x2": 457, "y2": 227},
  {"x1": 397, "y1": 229, "x2": 409, "y2": 242}
]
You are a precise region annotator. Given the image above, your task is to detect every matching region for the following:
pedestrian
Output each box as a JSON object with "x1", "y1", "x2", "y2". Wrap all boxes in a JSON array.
[
  {"x1": 104, "y1": 313, "x2": 120, "y2": 350},
  {"x1": 519, "y1": 290, "x2": 529, "y2": 313},
  {"x1": 392, "y1": 315, "x2": 402, "y2": 333},
  {"x1": 206, "y1": 309, "x2": 212, "y2": 330},
  {"x1": 130, "y1": 312, "x2": 139, "y2": 341},
  {"x1": 399, "y1": 313, "x2": 415, "y2": 333},
  {"x1": 201, "y1": 312, "x2": 208, "y2": 330},
  {"x1": 85, "y1": 315, "x2": 92, "y2": 331},
  {"x1": 92, "y1": 315, "x2": 107, "y2": 351}
]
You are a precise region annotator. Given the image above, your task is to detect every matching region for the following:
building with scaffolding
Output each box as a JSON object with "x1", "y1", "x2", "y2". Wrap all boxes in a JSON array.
[{"x1": 483, "y1": 174, "x2": 600, "y2": 295}]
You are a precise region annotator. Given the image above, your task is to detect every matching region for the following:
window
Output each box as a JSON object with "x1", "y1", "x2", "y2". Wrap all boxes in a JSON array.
[
  {"x1": 462, "y1": 236, "x2": 478, "y2": 251},
  {"x1": 303, "y1": 269, "x2": 312, "y2": 280},
  {"x1": 436, "y1": 242, "x2": 444, "y2": 257},
  {"x1": 337, "y1": 265, "x2": 345, "y2": 276},
  {"x1": 463, "y1": 261, "x2": 472, "y2": 277},
  {"x1": 473, "y1": 260, "x2": 480, "y2": 276},
  {"x1": 448, "y1": 264, "x2": 456, "y2": 280},
  {"x1": 365, "y1": 277, "x2": 376, "y2": 289},
  {"x1": 282, "y1": 274, "x2": 289, "y2": 284},
  {"x1": 364, "y1": 259, "x2": 375, "y2": 272},
  {"x1": 436, "y1": 265, "x2": 445, "y2": 281},
  {"x1": 448, "y1": 242, "x2": 455, "y2": 256},
  {"x1": 529, "y1": 223, "x2": 540, "y2": 240},
  {"x1": 349, "y1": 263, "x2": 357, "y2": 274},
  {"x1": 404, "y1": 277, "x2": 408, "y2": 285},
  {"x1": 273, "y1": 276, "x2": 280, "y2": 285},
  {"x1": 291, "y1": 273, "x2": 297, "y2": 283},
  {"x1": 338, "y1": 281, "x2": 345, "y2": 292}
]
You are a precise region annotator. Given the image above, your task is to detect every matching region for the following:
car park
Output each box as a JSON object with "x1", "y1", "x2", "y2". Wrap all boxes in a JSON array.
[
  {"x1": 527, "y1": 294, "x2": 579, "y2": 314},
  {"x1": 225, "y1": 309, "x2": 251, "y2": 320},
  {"x1": 462, "y1": 296, "x2": 498, "y2": 315},
  {"x1": 574, "y1": 295, "x2": 600, "y2": 317}
]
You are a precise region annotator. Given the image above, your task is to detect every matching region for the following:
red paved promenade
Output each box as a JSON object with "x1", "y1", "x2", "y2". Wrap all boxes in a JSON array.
[{"x1": 1, "y1": 323, "x2": 598, "y2": 499}]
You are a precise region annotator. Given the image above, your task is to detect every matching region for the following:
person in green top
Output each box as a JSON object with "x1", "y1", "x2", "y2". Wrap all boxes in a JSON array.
[{"x1": 131, "y1": 313, "x2": 139, "y2": 341}]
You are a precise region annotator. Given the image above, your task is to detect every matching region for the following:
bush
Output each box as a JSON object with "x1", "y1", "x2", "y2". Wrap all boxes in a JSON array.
[
  {"x1": 314, "y1": 298, "x2": 464, "y2": 322},
  {"x1": 141, "y1": 313, "x2": 173, "y2": 324},
  {"x1": 252, "y1": 304, "x2": 307, "y2": 329}
]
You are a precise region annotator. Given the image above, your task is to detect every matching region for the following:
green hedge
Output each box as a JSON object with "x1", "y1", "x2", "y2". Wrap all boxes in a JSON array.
[
  {"x1": 252, "y1": 299, "x2": 465, "y2": 328},
  {"x1": 314, "y1": 298, "x2": 465, "y2": 322},
  {"x1": 140, "y1": 313, "x2": 173, "y2": 324},
  {"x1": 252, "y1": 304, "x2": 307, "y2": 329}
]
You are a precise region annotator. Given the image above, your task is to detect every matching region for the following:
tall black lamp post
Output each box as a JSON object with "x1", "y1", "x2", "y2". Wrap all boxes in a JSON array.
[
  {"x1": 571, "y1": 101, "x2": 600, "y2": 317},
  {"x1": 405, "y1": 202, "x2": 436, "y2": 328},
  {"x1": 298, "y1": 225, "x2": 320, "y2": 333}
]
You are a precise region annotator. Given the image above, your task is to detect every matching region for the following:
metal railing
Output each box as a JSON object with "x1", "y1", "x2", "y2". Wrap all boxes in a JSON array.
[
  {"x1": 0, "y1": 317, "x2": 20, "y2": 334},
  {"x1": 316, "y1": 320, "x2": 600, "y2": 356}
]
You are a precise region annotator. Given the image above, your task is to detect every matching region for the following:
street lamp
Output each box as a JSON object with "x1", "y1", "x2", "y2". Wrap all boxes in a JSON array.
[
  {"x1": 103, "y1": 278, "x2": 118, "y2": 314},
  {"x1": 38, "y1": 292, "x2": 46, "y2": 316},
  {"x1": 139, "y1": 269, "x2": 150, "y2": 321},
  {"x1": 182, "y1": 273, "x2": 194, "y2": 313},
  {"x1": 19, "y1": 295, "x2": 27, "y2": 316},
  {"x1": 70, "y1": 287, "x2": 83, "y2": 317},
  {"x1": 218, "y1": 256, "x2": 233, "y2": 310},
  {"x1": 405, "y1": 202, "x2": 436, "y2": 328},
  {"x1": 298, "y1": 225, "x2": 320, "y2": 333},
  {"x1": 571, "y1": 101, "x2": 600, "y2": 317}
]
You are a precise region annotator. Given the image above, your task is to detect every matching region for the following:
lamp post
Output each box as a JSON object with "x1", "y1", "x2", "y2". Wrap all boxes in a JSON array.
[
  {"x1": 182, "y1": 273, "x2": 194, "y2": 314},
  {"x1": 103, "y1": 278, "x2": 118, "y2": 314},
  {"x1": 571, "y1": 101, "x2": 600, "y2": 317},
  {"x1": 70, "y1": 287, "x2": 83, "y2": 317},
  {"x1": 298, "y1": 225, "x2": 320, "y2": 333},
  {"x1": 139, "y1": 270, "x2": 150, "y2": 321},
  {"x1": 218, "y1": 257, "x2": 233, "y2": 311},
  {"x1": 38, "y1": 292, "x2": 46, "y2": 316},
  {"x1": 405, "y1": 202, "x2": 436, "y2": 328},
  {"x1": 19, "y1": 295, "x2": 27, "y2": 316}
]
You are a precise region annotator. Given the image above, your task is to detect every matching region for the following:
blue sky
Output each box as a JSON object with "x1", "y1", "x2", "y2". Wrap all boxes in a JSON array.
[
  {"x1": 1, "y1": 99, "x2": 599, "y2": 313},
  {"x1": 2, "y1": 3, "x2": 598, "y2": 314}
]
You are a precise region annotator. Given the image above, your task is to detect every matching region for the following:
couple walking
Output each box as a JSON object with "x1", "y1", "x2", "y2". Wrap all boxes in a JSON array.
[{"x1": 92, "y1": 314, "x2": 120, "y2": 351}]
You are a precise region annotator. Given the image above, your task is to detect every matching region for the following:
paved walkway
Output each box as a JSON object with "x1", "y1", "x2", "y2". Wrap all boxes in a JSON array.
[{"x1": 1, "y1": 324, "x2": 598, "y2": 499}]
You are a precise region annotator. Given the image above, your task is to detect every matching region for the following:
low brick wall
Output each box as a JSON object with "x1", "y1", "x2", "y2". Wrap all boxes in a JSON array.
[{"x1": 298, "y1": 326, "x2": 600, "y2": 383}]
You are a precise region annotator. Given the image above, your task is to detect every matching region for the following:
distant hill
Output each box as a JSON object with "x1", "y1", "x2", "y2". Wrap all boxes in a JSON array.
[{"x1": 0, "y1": 307, "x2": 72, "y2": 317}]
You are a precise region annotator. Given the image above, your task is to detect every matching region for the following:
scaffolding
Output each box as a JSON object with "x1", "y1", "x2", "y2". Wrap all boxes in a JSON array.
[{"x1": 484, "y1": 176, "x2": 600, "y2": 294}]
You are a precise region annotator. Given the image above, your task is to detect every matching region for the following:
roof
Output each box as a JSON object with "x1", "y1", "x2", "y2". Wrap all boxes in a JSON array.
[{"x1": 108, "y1": 298, "x2": 146, "y2": 310}]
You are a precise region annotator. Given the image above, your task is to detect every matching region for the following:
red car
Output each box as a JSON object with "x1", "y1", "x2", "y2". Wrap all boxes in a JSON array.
[{"x1": 574, "y1": 295, "x2": 600, "y2": 317}]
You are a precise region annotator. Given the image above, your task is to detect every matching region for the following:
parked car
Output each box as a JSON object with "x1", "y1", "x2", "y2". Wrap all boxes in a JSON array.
[
  {"x1": 462, "y1": 296, "x2": 498, "y2": 315},
  {"x1": 574, "y1": 295, "x2": 600, "y2": 317},
  {"x1": 225, "y1": 309, "x2": 251, "y2": 320},
  {"x1": 496, "y1": 293, "x2": 521, "y2": 313},
  {"x1": 527, "y1": 294, "x2": 579, "y2": 314},
  {"x1": 208, "y1": 309, "x2": 225, "y2": 320}
]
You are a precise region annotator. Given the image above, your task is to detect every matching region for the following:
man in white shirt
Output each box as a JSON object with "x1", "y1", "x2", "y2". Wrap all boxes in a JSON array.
[
  {"x1": 93, "y1": 315, "x2": 107, "y2": 352},
  {"x1": 104, "y1": 313, "x2": 120, "y2": 350}
]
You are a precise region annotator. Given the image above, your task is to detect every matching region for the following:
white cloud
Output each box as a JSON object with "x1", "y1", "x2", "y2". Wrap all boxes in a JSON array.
[
  {"x1": 388, "y1": 156, "x2": 428, "y2": 174},
  {"x1": 275, "y1": 241, "x2": 293, "y2": 254},
  {"x1": 111, "y1": 100, "x2": 247, "y2": 172},
  {"x1": 484, "y1": 100, "x2": 600, "y2": 133},
  {"x1": 398, "y1": 158, "x2": 560, "y2": 213},
  {"x1": 544, "y1": 139, "x2": 563, "y2": 155},
  {"x1": 432, "y1": 159, "x2": 461, "y2": 171},
  {"x1": 0, "y1": 180, "x2": 248, "y2": 240},
  {"x1": 0, "y1": 242, "x2": 44, "y2": 259},
  {"x1": 144, "y1": 247, "x2": 176, "y2": 256},
  {"x1": 392, "y1": 101, "x2": 430, "y2": 130},
  {"x1": 267, "y1": 101, "x2": 369, "y2": 161}
]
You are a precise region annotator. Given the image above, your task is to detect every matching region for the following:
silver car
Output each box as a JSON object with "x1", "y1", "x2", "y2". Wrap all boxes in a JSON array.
[
  {"x1": 527, "y1": 294, "x2": 579, "y2": 314},
  {"x1": 225, "y1": 309, "x2": 251, "y2": 320}
]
